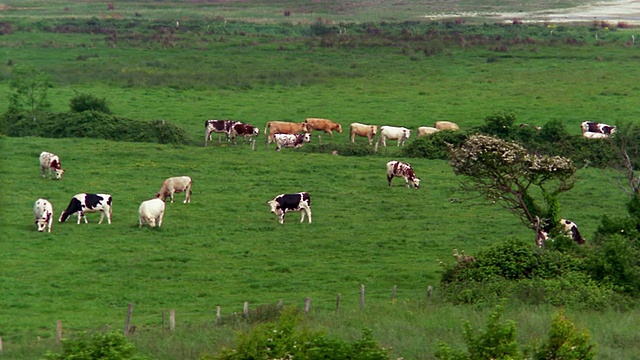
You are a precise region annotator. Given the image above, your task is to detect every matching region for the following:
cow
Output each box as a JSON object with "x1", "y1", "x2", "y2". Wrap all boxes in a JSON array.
[
  {"x1": 304, "y1": 118, "x2": 342, "y2": 142},
  {"x1": 273, "y1": 133, "x2": 311, "y2": 151},
  {"x1": 582, "y1": 131, "x2": 609, "y2": 139},
  {"x1": 59, "y1": 193, "x2": 112, "y2": 225},
  {"x1": 386, "y1": 160, "x2": 420, "y2": 189},
  {"x1": 205, "y1": 120, "x2": 240, "y2": 146},
  {"x1": 350, "y1": 123, "x2": 378, "y2": 145},
  {"x1": 267, "y1": 192, "x2": 312, "y2": 224},
  {"x1": 581, "y1": 121, "x2": 616, "y2": 137},
  {"x1": 264, "y1": 121, "x2": 310, "y2": 147},
  {"x1": 156, "y1": 176, "x2": 192, "y2": 204},
  {"x1": 417, "y1": 126, "x2": 440, "y2": 137},
  {"x1": 39, "y1": 151, "x2": 65, "y2": 180},
  {"x1": 537, "y1": 218, "x2": 585, "y2": 247},
  {"x1": 34, "y1": 198, "x2": 54, "y2": 232},
  {"x1": 138, "y1": 198, "x2": 166, "y2": 228},
  {"x1": 375, "y1": 126, "x2": 411, "y2": 151},
  {"x1": 230, "y1": 123, "x2": 260, "y2": 150},
  {"x1": 435, "y1": 121, "x2": 460, "y2": 131}
]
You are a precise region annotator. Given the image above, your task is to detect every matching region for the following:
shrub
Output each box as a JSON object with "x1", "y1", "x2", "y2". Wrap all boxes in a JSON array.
[
  {"x1": 530, "y1": 311, "x2": 596, "y2": 360},
  {"x1": 585, "y1": 234, "x2": 640, "y2": 297},
  {"x1": 401, "y1": 130, "x2": 467, "y2": 159},
  {"x1": 303, "y1": 142, "x2": 376, "y2": 156},
  {"x1": 69, "y1": 92, "x2": 113, "y2": 114},
  {"x1": 43, "y1": 331, "x2": 148, "y2": 360}
]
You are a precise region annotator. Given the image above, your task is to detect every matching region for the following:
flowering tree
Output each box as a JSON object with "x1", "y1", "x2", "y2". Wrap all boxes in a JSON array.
[{"x1": 449, "y1": 135, "x2": 576, "y2": 237}]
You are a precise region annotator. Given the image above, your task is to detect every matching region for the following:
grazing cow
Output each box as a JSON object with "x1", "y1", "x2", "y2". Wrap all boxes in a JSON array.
[
  {"x1": 417, "y1": 126, "x2": 440, "y2": 137},
  {"x1": 434, "y1": 121, "x2": 460, "y2": 131},
  {"x1": 375, "y1": 126, "x2": 411, "y2": 151},
  {"x1": 33, "y1": 198, "x2": 54, "y2": 232},
  {"x1": 350, "y1": 122, "x2": 378, "y2": 145},
  {"x1": 59, "y1": 193, "x2": 112, "y2": 225},
  {"x1": 39, "y1": 151, "x2": 65, "y2": 180},
  {"x1": 156, "y1": 176, "x2": 192, "y2": 204},
  {"x1": 581, "y1": 121, "x2": 616, "y2": 136},
  {"x1": 267, "y1": 192, "x2": 312, "y2": 224},
  {"x1": 386, "y1": 160, "x2": 420, "y2": 189},
  {"x1": 273, "y1": 133, "x2": 311, "y2": 151},
  {"x1": 537, "y1": 218, "x2": 585, "y2": 247},
  {"x1": 230, "y1": 123, "x2": 260, "y2": 150},
  {"x1": 264, "y1": 121, "x2": 310, "y2": 147},
  {"x1": 138, "y1": 198, "x2": 166, "y2": 228},
  {"x1": 205, "y1": 120, "x2": 240, "y2": 146},
  {"x1": 304, "y1": 118, "x2": 342, "y2": 141}
]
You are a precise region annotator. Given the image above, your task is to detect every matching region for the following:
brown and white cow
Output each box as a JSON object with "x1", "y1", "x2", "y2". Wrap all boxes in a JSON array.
[
  {"x1": 375, "y1": 126, "x2": 411, "y2": 151},
  {"x1": 205, "y1": 119, "x2": 240, "y2": 146},
  {"x1": 350, "y1": 123, "x2": 378, "y2": 145},
  {"x1": 386, "y1": 160, "x2": 420, "y2": 189},
  {"x1": 156, "y1": 176, "x2": 192, "y2": 204},
  {"x1": 305, "y1": 118, "x2": 342, "y2": 142},
  {"x1": 34, "y1": 198, "x2": 54, "y2": 232},
  {"x1": 581, "y1": 121, "x2": 616, "y2": 138},
  {"x1": 435, "y1": 121, "x2": 460, "y2": 131},
  {"x1": 267, "y1": 192, "x2": 312, "y2": 224},
  {"x1": 417, "y1": 126, "x2": 440, "y2": 137},
  {"x1": 264, "y1": 121, "x2": 310, "y2": 147},
  {"x1": 230, "y1": 123, "x2": 260, "y2": 150},
  {"x1": 59, "y1": 193, "x2": 112, "y2": 225},
  {"x1": 39, "y1": 151, "x2": 65, "y2": 180},
  {"x1": 273, "y1": 133, "x2": 311, "y2": 151},
  {"x1": 139, "y1": 197, "x2": 166, "y2": 228}
]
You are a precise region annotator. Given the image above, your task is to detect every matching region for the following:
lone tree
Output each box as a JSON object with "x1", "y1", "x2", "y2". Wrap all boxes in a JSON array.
[
  {"x1": 449, "y1": 134, "x2": 576, "y2": 243},
  {"x1": 9, "y1": 64, "x2": 52, "y2": 121},
  {"x1": 609, "y1": 121, "x2": 640, "y2": 229}
]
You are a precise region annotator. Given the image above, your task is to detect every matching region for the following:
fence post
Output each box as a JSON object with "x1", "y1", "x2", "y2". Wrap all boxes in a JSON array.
[
  {"x1": 360, "y1": 284, "x2": 365, "y2": 310},
  {"x1": 169, "y1": 309, "x2": 176, "y2": 331},
  {"x1": 426, "y1": 285, "x2": 433, "y2": 300},
  {"x1": 56, "y1": 320, "x2": 62, "y2": 343},
  {"x1": 391, "y1": 285, "x2": 397, "y2": 304},
  {"x1": 0, "y1": 335, "x2": 3, "y2": 353},
  {"x1": 336, "y1": 293, "x2": 341, "y2": 314},
  {"x1": 216, "y1": 305, "x2": 221, "y2": 325},
  {"x1": 277, "y1": 299, "x2": 284, "y2": 310},
  {"x1": 304, "y1": 297, "x2": 311, "y2": 314},
  {"x1": 243, "y1": 302, "x2": 249, "y2": 318},
  {"x1": 123, "y1": 303, "x2": 133, "y2": 336}
]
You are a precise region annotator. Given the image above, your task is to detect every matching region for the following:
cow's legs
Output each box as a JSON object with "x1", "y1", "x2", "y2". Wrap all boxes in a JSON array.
[
  {"x1": 387, "y1": 175, "x2": 394, "y2": 186},
  {"x1": 304, "y1": 206, "x2": 312, "y2": 223},
  {"x1": 158, "y1": 212, "x2": 164, "y2": 227},
  {"x1": 98, "y1": 211, "x2": 105, "y2": 224},
  {"x1": 278, "y1": 213, "x2": 285, "y2": 224}
]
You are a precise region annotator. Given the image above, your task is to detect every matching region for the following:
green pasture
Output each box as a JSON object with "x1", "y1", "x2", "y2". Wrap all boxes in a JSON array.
[{"x1": 1, "y1": 1, "x2": 640, "y2": 358}]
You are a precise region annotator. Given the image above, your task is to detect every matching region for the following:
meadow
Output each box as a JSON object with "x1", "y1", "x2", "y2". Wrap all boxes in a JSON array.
[{"x1": 1, "y1": 1, "x2": 640, "y2": 359}]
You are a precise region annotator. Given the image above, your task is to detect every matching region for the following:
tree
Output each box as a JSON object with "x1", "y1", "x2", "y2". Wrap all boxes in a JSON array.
[
  {"x1": 610, "y1": 121, "x2": 640, "y2": 196},
  {"x1": 449, "y1": 135, "x2": 576, "y2": 242},
  {"x1": 8, "y1": 64, "x2": 52, "y2": 121}
]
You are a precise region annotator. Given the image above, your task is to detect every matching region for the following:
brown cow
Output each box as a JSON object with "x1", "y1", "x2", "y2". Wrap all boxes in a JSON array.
[
  {"x1": 264, "y1": 121, "x2": 310, "y2": 148},
  {"x1": 305, "y1": 118, "x2": 342, "y2": 142},
  {"x1": 434, "y1": 121, "x2": 460, "y2": 131},
  {"x1": 349, "y1": 122, "x2": 378, "y2": 145}
]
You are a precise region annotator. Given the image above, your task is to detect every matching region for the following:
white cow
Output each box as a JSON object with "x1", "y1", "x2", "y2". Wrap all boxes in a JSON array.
[
  {"x1": 375, "y1": 126, "x2": 411, "y2": 151},
  {"x1": 34, "y1": 198, "x2": 54, "y2": 232},
  {"x1": 417, "y1": 126, "x2": 440, "y2": 137},
  {"x1": 138, "y1": 198, "x2": 166, "y2": 228},
  {"x1": 156, "y1": 176, "x2": 192, "y2": 204},
  {"x1": 39, "y1": 151, "x2": 65, "y2": 180}
]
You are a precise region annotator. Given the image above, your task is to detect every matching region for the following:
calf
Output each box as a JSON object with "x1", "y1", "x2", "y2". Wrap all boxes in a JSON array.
[
  {"x1": 386, "y1": 160, "x2": 420, "y2": 189},
  {"x1": 39, "y1": 151, "x2": 65, "y2": 180},
  {"x1": 350, "y1": 122, "x2": 378, "y2": 145},
  {"x1": 581, "y1": 121, "x2": 616, "y2": 136},
  {"x1": 273, "y1": 133, "x2": 311, "y2": 151},
  {"x1": 230, "y1": 123, "x2": 260, "y2": 150},
  {"x1": 138, "y1": 198, "x2": 166, "y2": 228},
  {"x1": 375, "y1": 126, "x2": 411, "y2": 151},
  {"x1": 264, "y1": 121, "x2": 310, "y2": 147},
  {"x1": 267, "y1": 192, "x2": 312, "y2": 224},
  {"x1": 33, "y1": 198, "x2": 54, "y2": 232},
  {"x1": 59, "y1": 193, "x2": 112, "y2": 224},
  {"x1": 205, "y1": 119, "x2": 239, "y2": 146},
  {"x1": 156, "y1": 176, "x2": 192, "y2": 204}
]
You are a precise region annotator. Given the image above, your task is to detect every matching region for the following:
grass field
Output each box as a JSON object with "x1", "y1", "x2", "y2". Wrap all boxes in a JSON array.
[{"x1": 1, "y1": 1, "x2": 640, "y2": 359}]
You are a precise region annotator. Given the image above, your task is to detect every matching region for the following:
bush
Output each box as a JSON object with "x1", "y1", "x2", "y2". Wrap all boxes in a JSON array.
[
  {"x1": 69, "y1": 92, "x2": 113, "y2": 114},
  {"x1": 303, "y1": 142, "x2": 377, "y2": 156},
  {"x1": 585, "y1": 234, "x2": 640, "y2": 297},
  {"x1": 530, "y1": 311, "x2": 596, "y2": 360},
  {"x1": 401, "y1": 130, "x2": 467, "y2": 159},
  {"x1": 43, "y1": 332, "x2": 148, "y2": 360}
]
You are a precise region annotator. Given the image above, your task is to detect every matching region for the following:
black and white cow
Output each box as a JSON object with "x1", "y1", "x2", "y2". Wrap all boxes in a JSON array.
[
  {"x1": 267, "y1": 192, "x2": 312, "y2": 224},
  {"x1": 204, "y1": 119, "x2": 240, "y2": 146},
  {"x1": 273, "y1": 133, "x2": 311, "y2": 151},
  {"x1": 386, "y1": 160, "x2": 420, "y2": 189},
  {"x1": 34, "y1": 198, "x2": 54, "y2": 232},
  {"x1": 59, "y1": 193, "x2": 112, "y2": 224},
  {"x1": 230, "y1": 123, "x2": 260, "y2": 150},
  {"x1": 581, "y1": 121, "x2": 617, "y2": 138},
  {"x1": 537, "y1": 218, "x2": 585, "y2": 247},
  {"x1": 39, "y1": 151, "x2": 65, "y2": 180}
]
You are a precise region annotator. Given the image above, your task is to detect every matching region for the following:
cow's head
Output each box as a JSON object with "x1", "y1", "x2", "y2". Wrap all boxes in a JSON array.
[
  {"x1": 267, "y1": 200, "x2": 281, "y2": 214},
  {"x1": 58, "y1": 211, "x2": 70, "y2": 223},
  {"x1": 371, "y1": 125, "x2": 378, "y2": 135},
  {"x1": 302, "y1": 133, "x2": 311, "y2": 143},
  {"x1": 35, "y1": 213, "x2": 51, "y2": 232},
  {"x1": 252, "y1": 127, "x2": 260, "y2": 136},
  {"x1": 54, "y1": 168, "x2": 65, "y2": 180},
  {"x1": 335, "y1": 124, "x2": 343, "y2": 133},
  {"x1": 411, "y1": 177, "x2": 421, "y2": 189},
  {"x1": 300, "y1": 122, "x2": 310, "y2": 133}
]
